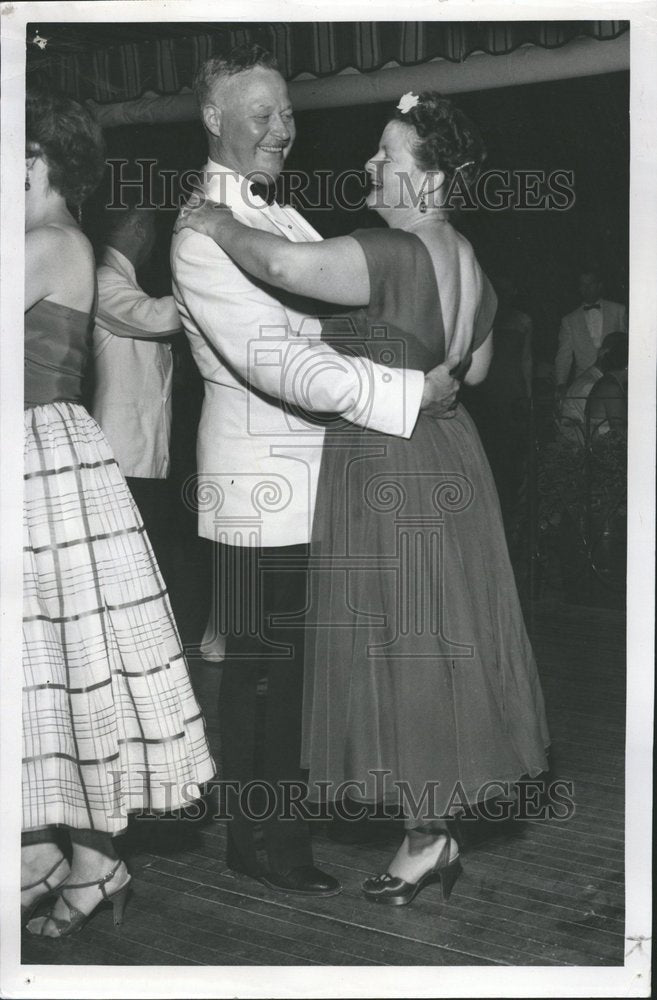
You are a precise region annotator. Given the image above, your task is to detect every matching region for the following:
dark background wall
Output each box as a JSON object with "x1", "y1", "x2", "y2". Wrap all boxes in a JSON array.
[{"x1": 86, "y1": 69, "x2": 629, "y2": 365}]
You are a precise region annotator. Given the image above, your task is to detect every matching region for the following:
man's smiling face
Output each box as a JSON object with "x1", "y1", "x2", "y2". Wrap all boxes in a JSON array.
[{"x1": 208, "y1": 66, "x2": 296, "y2": 184}]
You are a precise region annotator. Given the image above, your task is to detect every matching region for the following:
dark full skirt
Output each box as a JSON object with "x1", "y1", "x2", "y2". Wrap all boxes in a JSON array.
[{"x1": 301, "y1": 404, "x2": 550, "y2": 818}]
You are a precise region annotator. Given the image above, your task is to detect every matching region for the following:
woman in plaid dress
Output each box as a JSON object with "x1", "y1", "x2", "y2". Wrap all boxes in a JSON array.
[{"x1": 21, "y1": 91, "x2": 215, "y2": 937}]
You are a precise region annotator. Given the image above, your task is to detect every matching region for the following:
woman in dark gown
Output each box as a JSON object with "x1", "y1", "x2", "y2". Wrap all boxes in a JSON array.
[
  {"x1": 22, "y1": 91, "x2": 214, "y2": 937},
  {"x1": 177, "y1": 91, "x2": 549, "y2": 906}
]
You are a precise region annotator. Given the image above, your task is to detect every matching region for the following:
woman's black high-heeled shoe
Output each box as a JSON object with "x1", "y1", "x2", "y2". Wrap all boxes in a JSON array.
[
  {"x1": 21, "y1": 856, "x2": 71, "y2": 927},
  {"x1": 361, "y1": 832, "x2": 462, "y2": 906},
  {"x1": 26, "y1": 858, "x2": 131, "y2": 937}
]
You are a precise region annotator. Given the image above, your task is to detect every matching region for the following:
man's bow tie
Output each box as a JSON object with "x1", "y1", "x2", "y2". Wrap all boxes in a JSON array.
[
  {"x1": 583, "y1": 302, "x2": 601, "y2": 311},
  {"x1": 249, "y1": 181, "x2": 277, "y2": 206}
]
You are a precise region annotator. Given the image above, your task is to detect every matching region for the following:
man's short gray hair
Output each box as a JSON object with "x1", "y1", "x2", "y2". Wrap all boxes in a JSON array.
[{"x1": 193, "y1": 44, "x2": 279, "y2": 109}]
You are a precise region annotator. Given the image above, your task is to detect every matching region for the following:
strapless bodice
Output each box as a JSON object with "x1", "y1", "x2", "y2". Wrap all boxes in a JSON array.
[{"x1": 24, "y1": 299, "x2": 92, "y2": 408}]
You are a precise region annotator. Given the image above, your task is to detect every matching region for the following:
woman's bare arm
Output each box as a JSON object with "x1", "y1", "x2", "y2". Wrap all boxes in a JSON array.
[
  {"x1": 25, "y1": 228, "x2": 61, "y2": 309},
  {"x1": 175, "y1": 203, "x2": 370, "y2": 306},
  {"x1": 463, "y1": 331, "x2": 493, "y2": 385}
]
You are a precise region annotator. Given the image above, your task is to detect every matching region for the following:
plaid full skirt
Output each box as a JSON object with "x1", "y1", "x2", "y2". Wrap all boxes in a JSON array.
[{"x1": 23, "y1": 402, "x2": 215, "y2": 834}]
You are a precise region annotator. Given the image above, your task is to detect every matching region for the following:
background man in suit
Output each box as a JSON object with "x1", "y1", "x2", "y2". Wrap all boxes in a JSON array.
[
  {"x1": 555, "y1": 267, "x2": 627, "y2": 395},
  {"x1": 171, "y1": 45, "x2": 459, "y2": 897}
]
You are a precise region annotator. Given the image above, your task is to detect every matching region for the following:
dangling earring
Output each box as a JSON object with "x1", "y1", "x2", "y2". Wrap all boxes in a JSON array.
[
  {"x1": 419, "y1": 194, "x2": 427, "y2": 214},
  {"x1": 76, "y1": 205, "x2": 82, "y2": 225},
  {"x1": 25, "y1": 176, "x2": 31, "y2": 191}
]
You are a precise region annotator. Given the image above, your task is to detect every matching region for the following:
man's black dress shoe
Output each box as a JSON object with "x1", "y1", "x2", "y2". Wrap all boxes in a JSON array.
[{"x1": 257, "y1": 865, "x2": 342, "y2": 897}]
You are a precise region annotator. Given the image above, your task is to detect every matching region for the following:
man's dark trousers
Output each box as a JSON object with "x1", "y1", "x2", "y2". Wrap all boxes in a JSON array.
[
  {"x1": 126, "y1": 476, "x2": 173, "y2": 586},
  {"x1": 216, "y1": 541, "x2": 313, "y2": 875}
]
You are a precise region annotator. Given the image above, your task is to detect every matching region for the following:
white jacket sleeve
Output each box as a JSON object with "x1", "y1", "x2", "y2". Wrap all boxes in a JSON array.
[
  {"x1": 172, "y1": 231, "x2": 424, "y2": 439},
  {"x1": 96, "y1": 268, "x2": 182, "y2": 339}
]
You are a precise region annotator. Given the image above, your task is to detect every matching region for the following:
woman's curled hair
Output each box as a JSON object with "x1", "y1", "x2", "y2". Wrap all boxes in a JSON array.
[
  {"x1": 392, "y1": 92, "x2": 485, "y2": 188},
  {"x1": 26, "y1": 89, "x2": 106, "y2": 205}
]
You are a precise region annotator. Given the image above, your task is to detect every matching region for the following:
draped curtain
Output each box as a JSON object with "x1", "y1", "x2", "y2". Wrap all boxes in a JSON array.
[{"x1": 27, "y1": 20, "x2": 629, "y2": 105}]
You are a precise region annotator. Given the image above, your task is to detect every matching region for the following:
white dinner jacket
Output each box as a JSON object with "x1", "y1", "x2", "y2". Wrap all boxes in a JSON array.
[
  {"x1": 92, "y1": 247, "x2": 180, "y2": 479},
  {"x1": 555, "y1": 299, "x2": 627, "y2": 385},
  {"x1": 171, "y1": 161, "x2": 424, "y2": 547}
]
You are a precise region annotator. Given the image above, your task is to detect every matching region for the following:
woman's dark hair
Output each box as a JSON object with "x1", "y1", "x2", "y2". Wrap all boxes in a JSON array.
[
  {"x1": 26, "y1": 89, "x2": 106, "y2": 205},
  {"x1": 391, "y1": 92, "x2": 485, "y2": 188},
  {"x1": 599, "y1": 341, "x2": 629, "y2": 373}
]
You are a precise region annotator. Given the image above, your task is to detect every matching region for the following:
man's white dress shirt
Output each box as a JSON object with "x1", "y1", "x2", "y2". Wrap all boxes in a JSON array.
[
  {"x1": 92, "y1": 246, "x2": 181, "y2": 479},
  {"x1": 171, "y1": 161, "x2": 425, "y2": 547},
  {"x1": 582, "y1": 301, "x2": 604, "y2": 351}
]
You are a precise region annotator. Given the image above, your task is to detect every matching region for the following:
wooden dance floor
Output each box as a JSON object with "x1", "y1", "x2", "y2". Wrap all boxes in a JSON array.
[{"x1": 22, "y1": 601, "x2": 626, "y2": 968}]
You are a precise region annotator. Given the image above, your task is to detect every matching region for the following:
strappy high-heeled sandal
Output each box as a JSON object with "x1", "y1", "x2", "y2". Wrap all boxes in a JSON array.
[
  {"x1": 361, "y1": 831, "x2": 462, "y2": 906},
  {"x1": 21, "y1": 855, "x2": 70, "y2": 927},
  {"x1": 26, "y1": 858, "x2": 132, "y2": 937}
]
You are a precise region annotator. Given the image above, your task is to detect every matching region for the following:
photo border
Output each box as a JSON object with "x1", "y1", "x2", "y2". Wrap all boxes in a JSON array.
[{"x1": 1, "y1": 2, "x2": 653, "y2": 997}]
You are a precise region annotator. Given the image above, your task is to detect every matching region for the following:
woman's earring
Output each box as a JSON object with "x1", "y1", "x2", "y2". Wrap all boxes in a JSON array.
[
  {"x1": 419, "y1": 194, "x2": 427, "y2": 214},
  {"x1": 25, "y1": 176, "x2": 31, "y2": 191}
]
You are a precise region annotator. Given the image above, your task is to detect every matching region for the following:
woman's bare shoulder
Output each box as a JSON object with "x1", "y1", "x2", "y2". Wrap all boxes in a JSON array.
[
  {"x1": 27, "y1": 223, "x2": 94, "y2": 272},
  {"x1": 451, "y1": 227, "x2": 479, "y2": 264},
  {"x1": 27, "y1": 223, "x2": 96, "y2": 310},
  {"x1": 423, "y1": 223, "x2": 476, "y2": 269},
  {"x1": 31, "y1": 222, "x2": 93, "y2": 256},
  {"x1": 589, "y1": 373, "x2": 625, "y2": 401}
]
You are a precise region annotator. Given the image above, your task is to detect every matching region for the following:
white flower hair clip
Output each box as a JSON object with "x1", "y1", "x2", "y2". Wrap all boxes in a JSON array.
[{"x1": 397, "y1": 92, "x2": 420, "y2": 114}]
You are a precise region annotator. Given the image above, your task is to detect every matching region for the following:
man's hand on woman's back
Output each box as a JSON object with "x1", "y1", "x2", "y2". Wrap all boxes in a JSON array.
[{"x1": 420, "y1": 353, "x2": 461, "y2": 418}]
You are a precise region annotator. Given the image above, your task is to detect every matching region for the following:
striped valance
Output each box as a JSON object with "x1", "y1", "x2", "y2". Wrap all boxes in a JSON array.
[{"x1": 27, "y1": 20, "x2": 629, "y2": 105}]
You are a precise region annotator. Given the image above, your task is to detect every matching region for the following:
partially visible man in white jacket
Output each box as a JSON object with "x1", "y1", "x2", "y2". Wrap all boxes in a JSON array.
[
  {"x1": 93, "y1": 207, "x2": 181, "y2": 583},
  {"x1": 554, "y1": 267, "x2": 627, "y2": 393}
]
